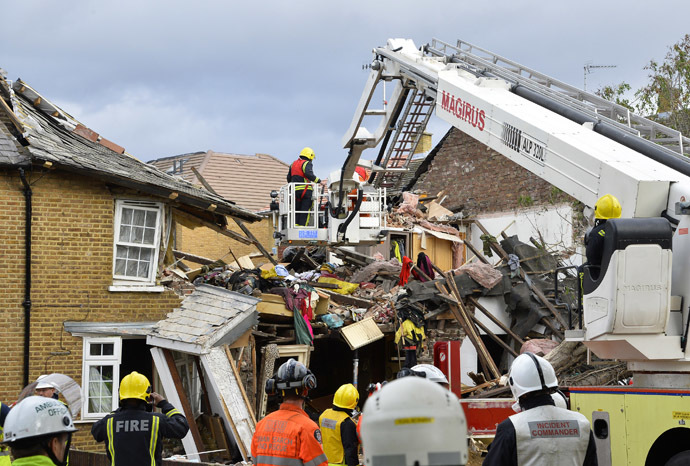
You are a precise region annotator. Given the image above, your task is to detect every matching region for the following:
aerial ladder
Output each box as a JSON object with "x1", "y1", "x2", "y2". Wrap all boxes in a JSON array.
[{"x1": 276, "y1": 37, "x2": 690, "y2": 464}]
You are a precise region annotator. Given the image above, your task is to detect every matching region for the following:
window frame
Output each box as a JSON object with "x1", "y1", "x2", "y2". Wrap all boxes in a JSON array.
[
  {"x1": 81, "y1": 336, "x2": 122, "y2": 420},
  {"x1": 112, "y1": 200, "x2": 163, "y2": 285}
]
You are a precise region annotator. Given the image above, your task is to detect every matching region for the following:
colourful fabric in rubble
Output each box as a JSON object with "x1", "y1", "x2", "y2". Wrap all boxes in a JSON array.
[
  {"x1": 317, "y1": 277, "x2": 359, "y2": 295},
  {"x1": 399, "y1": 256, "x2": 414, "y2": 286},
  {"x1": 416, "y1": 252, "x2": 435, "y2": 281}
]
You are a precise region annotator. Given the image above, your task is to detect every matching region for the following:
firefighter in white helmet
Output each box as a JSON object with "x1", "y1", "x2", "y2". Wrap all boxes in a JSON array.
[
  {"x1": 360, "y1": 376, "x2": 468, "y2": 466},
  {"x1": 411, "y1": 363, "x2": 450, "y2": 389},
  {"x1": 483, "y1": 353, "x2": 597, "y2": 466},
  {"x1": 2, "y1": 396, "x2": 77, "y2": 466}
]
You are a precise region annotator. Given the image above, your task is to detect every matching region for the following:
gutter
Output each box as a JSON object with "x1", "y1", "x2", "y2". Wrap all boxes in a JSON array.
[{"x1": 18, "y1": 168, "x2": 31, "y2": 387}]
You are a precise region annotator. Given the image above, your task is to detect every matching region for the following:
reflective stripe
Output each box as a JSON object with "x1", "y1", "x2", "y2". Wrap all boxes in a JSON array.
[
  {"x1": 149, "y1": 416, "x2": 159, "y2": 466},
  {"x1": 305, "y1": 454, "x2": 328, "y2": 466},
  {"x1": 256, "y1": 455, "x2": 304, "y2": 466},
  {"x1": 166, "y1": 409, "x2": 181, "y2": 417},
  {"x1": 106, "y1": 417, "x2": 116, "y2": 466}
]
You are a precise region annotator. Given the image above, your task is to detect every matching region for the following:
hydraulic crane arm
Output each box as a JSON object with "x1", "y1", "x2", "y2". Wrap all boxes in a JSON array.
[{"x1": 343, "y1": 38, "x2": 690, "y2": 219}]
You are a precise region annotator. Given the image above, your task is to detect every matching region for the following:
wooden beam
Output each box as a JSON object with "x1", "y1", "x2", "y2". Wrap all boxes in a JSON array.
[
  {"x1": 434, "y1": 278, "x2": 499, "y2": 380},
  {"x1": 162, "y1": 349, "x2": 206, "y2": 456},
  {"x1": 224, "y1": 346, "x2": 257, "y2": 425},
  {"x1": 191, "y1": 166, "x2": 218, "y2": 194},
  {"x1": 468, "y1": 296, "x2": 525, "y2": 347},
  {"x1": 322, "y1": 289, "x2": 373, "y2": 308},
  {"x1": 474, "y1": 220, "x2": 568, "y2": 330},
  {"x1": 444, "y1": 273, "x2": 501, "y2": 380},
  {"x1": 462, "y1": 239, "x2": 491, "y2": 265},
  {"x1": 173, "y1": 208, "x2": 252, "y2": 245},
  {"x1": 232, "y1": 217, "x2": 278, "y2": 266},
  {"x1": 173, "y1": 249, "x2": 216, "y2": 265},
  {"x1": 469, "y1": 312, "x2": 519, "y2": 358}
]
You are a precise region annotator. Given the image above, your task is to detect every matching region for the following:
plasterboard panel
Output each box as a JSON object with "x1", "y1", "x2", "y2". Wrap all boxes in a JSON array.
[{"x1": 200, "y1": 347, "x2": 255, "y2": 460}]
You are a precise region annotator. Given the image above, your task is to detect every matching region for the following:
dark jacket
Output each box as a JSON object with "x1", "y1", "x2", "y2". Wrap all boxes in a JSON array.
[
  {"x1": 483, "y1": 394, "x2": 597, "y2": 466},
  {"x1": 91, "y1": 399, "x2": 189, "y2": 466},
  {"x1": 585, "y1": 220, "x2": 607, "y2": 268}
]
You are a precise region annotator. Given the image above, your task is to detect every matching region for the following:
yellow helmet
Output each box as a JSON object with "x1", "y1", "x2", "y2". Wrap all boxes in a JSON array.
[
  {"x1": 594, "y1": 194, "x2": 622, "y2": 220},
  {"x1": 333, "y1": 383, "x2": 359, "y2": 409},
  {"x1": 300, "y1": 147, "x2": 315, "y2": 160},
  {"x1": 119, "y1": 371, "x2": 151, "y2": 401}
]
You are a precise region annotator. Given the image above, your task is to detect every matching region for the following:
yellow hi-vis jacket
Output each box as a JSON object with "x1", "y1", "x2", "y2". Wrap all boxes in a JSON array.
[
  {"x1": 0, "y1": 426, "x2": 11, "y2": 466},
  {"x1": 319, "y1": 408, "x2": 350, "y2": 465}
]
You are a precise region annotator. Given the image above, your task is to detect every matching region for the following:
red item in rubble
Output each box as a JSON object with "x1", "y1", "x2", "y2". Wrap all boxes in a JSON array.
[
  {"x1": 360, "y1": 282, "x2": 376, "y2": 289},
  {"x1": 399, "y1": 256, "x2": 414, "y2": 286}
]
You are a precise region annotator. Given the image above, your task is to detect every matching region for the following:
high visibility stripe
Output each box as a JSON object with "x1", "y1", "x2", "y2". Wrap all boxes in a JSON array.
[
  {"x1": 166, "y1": 409, "x2": 181, "y2": 417},
  {"x1": 255, "y1": 455, "x2": 304, "y2": 466},
  {"x1": 149, "y1": 416, "x2": 159, "y2": 466},
  {"x1": 598, "y1": 230, "x2": 606, "y2": 236},
  {"x1": 106, "y1": 418, "x2": 116, "y2": 466},
  {"x1": 305, "y1": 454, "x2": 328, "y2": 466}
]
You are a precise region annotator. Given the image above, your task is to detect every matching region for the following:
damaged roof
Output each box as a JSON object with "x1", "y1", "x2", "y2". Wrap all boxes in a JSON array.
[
  {"x1": 1, "y1": 78, "x2": 260, "y2": 222},
  {"x1": 0, "y1": 122, "x2": 27, "y2": 166},
  {"x1": 149, "y1": 150, "x2": 289, "y2": 212},
  {"x1": 147, "y1": 284, "x2": 259, "y2": 354}
]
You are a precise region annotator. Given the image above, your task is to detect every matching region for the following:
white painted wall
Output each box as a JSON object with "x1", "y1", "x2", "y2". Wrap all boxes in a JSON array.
[
  {"x1": 458, "y1": 204, "x2": 577, "y2": 384},
  {"x1": 469, "y1": 204, "x2": 576, "y2": 267}
]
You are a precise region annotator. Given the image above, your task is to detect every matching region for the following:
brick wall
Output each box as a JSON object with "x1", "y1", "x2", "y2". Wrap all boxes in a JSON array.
[
  {"x1": 415, "y1": 128, "x2": 573, "y2": 215},
  {"x1": 0, "y1": 168, "x2": 183, "y2": 450},
  {"x1": 176, "y1": 215, "x2": 276, "y2": 264}
]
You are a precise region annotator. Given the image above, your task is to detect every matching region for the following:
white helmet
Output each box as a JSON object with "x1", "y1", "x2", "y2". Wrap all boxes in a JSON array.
[
  {"x1": 508, "y1": 352, "x2": 558, "y2": 400},
  {"x1": 411, "y1": 364, "x2": 449, "y2": 385},
  {"x1": 361, "y1": 377, "x2": 468, "y2": 466},
  {"x1": 3, "y1": 396, "x2": 77, "y2": 443},
  {"x1": 35, "y1": 374, "x2": 57, "y2": 391}
]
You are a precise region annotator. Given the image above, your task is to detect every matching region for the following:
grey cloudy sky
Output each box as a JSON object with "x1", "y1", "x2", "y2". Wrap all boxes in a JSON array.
[{"x1": 1, "y1": 1, "x2": 688, "y2": 178}]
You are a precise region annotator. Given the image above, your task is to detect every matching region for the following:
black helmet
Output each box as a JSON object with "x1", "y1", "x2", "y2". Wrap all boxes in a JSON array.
[{"x1": 265, "y1": 358, "x2": 317, "y2": 395}]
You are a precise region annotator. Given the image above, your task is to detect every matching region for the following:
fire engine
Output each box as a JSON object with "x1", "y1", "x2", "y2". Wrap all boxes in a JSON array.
[{"x1": 275, "y1": 37, "x2": 690, "y2": 465}]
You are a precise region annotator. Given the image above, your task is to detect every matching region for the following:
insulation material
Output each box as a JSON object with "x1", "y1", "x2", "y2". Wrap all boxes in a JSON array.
[
  {"x1": 350, "y1": 258, "x2": 402, "y2": 283},
  {"x1": 455, "y1": 262, "x2": 503, "y2": 290},
  {"x1": 397, "y1": 192, "x2": 420, "y2": 215},
  {"x1": 520, "y1": 338, "x2": 559, "y2": 357}
]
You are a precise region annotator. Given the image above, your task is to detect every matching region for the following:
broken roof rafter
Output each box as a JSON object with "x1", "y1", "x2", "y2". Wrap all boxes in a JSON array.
[{"x1": 2, "y1": 79, "x2": 261, "y2": 223}]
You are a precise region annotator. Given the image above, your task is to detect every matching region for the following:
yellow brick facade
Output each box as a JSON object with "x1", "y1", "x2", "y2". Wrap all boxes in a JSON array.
[
  {"x1": 176, "y1": 215, "x2": 277, "y2": 264},
  {"x1": 0, "y1": 167, "x2": 183, "y2": 451}
]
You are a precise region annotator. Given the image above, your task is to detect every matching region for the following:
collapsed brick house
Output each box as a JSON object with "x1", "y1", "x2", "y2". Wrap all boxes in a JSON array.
[
  {"x1": 0, "y1": 74, "x2": 263, "y2": 453},
  {"x1": 406, "y1": 126, "x2": 580, "y2": 382},
  {"x1": 148, "y1": 150, "x2": 288, "y2": 264}
]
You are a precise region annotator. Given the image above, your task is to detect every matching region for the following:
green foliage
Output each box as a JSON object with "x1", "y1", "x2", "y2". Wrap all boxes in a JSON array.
[
  {"x1": 596, "y1": 82, "x2": 634, "y2": 113},
  {"x1": 635, "y1": 34, "x2": 690, "y2": 134},
  {"x1": 548, "y1": 186, "x2": 564, "y2": 204},
  {"x1": 517, "y1": 194, "x2": 534, "y2": 207},
  {"x1": 598, "y1": 34, "x2": 690, "y2": 134}
]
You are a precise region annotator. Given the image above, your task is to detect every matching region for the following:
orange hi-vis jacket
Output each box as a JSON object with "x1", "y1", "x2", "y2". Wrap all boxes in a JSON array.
[{"x1": 251, "y1": 403, "x2": 328, "y2": 466}]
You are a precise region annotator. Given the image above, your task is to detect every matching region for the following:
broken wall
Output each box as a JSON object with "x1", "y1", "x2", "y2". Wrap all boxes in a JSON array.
[
  {"x1": 414, "y1": 127, "x2": 575, "y2": 215},
  {"x1": 175, "y1": 215, "x2": 276, "y2": 265}
]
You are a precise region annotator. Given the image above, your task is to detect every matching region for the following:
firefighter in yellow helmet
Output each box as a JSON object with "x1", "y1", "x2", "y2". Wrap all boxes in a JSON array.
[
  {"x1": 319, "y1": 383, "x2": 360, "y2": 466},
  {"x1": 287, "y1": 147, "x2": 321, "y2": 226},
  {"x1": 91, "y1": 371, "x2": 189, "y2": 466},
  {"x1": 585, "y1": 194, "x2": 622, "y2": 271}
]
